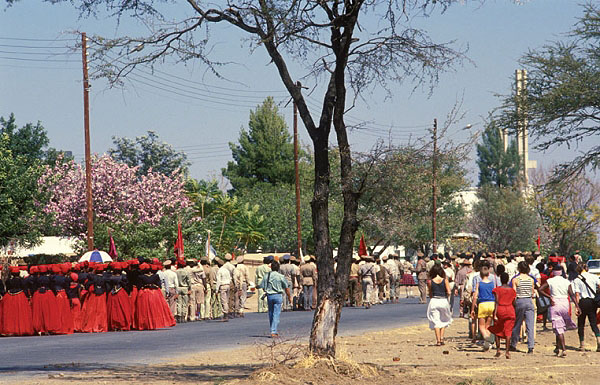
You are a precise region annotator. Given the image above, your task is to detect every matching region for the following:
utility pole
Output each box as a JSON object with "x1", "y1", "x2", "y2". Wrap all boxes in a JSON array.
[
  {"x1": 293, "y1": 81, "x2": 302, "y2": 259},
  {"x1": 82, "y1": 32, "x2": 94, "y2": 251},
  {"x1": 432, "y1": 118, "x2": 438, "y2": 254}
]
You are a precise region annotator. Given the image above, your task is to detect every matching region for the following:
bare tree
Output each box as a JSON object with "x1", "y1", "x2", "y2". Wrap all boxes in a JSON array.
[{"x1": 59, "y1": 0, "x2": 466, "y2": 356}]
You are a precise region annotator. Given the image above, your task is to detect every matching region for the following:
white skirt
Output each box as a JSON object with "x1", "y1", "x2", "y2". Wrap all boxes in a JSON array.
[{"x1": 427, "y1": 297, "x2": 453, "y2": 329}]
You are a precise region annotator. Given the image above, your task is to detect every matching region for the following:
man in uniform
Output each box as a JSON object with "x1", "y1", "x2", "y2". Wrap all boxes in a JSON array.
[
  {"x1": 347, "y1": 255, "x2": 361, "y2": 306},
  {"x1": 233, "y1": 255, "x2": 250, "y2": 317},
  {"x1": 300, "y1": 255, "x2": 317, "y2": 310},
  {"x1": 291, "y1": 256, "x2": 302, "y2": 310},
  {"x1": 384, "y1": 254, "x2": 399, "y2": 303},
  {"x1": 175, "y1": 259, "x2": 191, "y2": 323},
  {"x1": 189, "y1": 259, "x2": 206, "y2": 322},
  {"x1": 215, "y1": 257, "x2": 232, "y2": 321},
  {"x1": 163, "y1": 260, "x2": 179, "y2": 316},
  {"x1": 278, "y1": 254, "x2": 294, "y2": 311},
  {"x1": 359, "y1": 255, "x2": 377, "y2": 309},
  {"x1": 199, "y1": 258, "x2": 212, "y2": 319},
  {"x1": 416, "y1": 252, "x2": 428, "y2": 304},
  {"x1": 210, "y1": 258, "x2": 222, "y2": 319},
  {"x1": 255, "y1": 256, "x2": 272, "y2": 313},
  {"x1": 222, "y1": 254, "x2": 237, "y2": 317}
]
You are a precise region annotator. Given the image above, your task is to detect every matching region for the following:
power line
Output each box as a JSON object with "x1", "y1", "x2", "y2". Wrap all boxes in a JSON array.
[
  {"x1": 0, "y1": 43, "x2": 72, "y2": 49},
  {"x1": 0, "y1": 56, "x2": 79, "y2": 63},
  {"x1": 0, "y1": 50, "x2": 75, "y2": 56},
  {"x1": 0, "y1": 36, "x2": 76, "y2": 42}
]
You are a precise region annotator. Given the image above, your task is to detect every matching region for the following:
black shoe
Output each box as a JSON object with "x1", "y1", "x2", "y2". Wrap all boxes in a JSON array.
[
  {"x1": 508, "y1": 346, "x2": 517, "y2": 352},
  {"x1": 527, "y1": 348, "x2": 534, "y2": 354}
]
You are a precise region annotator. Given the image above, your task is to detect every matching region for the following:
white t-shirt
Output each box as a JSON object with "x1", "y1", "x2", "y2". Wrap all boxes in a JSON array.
[
  {"x1": 548, "y1": 276, "x2": 571, "y2": 299},
  {"x1": 572, "y1": 272, "x2": 600, "y2": 299},
  {"x1": 444, "y1": 267, "x2": 455, "y2": 289}
]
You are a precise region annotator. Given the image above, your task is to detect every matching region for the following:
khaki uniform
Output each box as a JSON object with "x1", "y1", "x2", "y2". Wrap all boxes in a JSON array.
[
  {"x1": 300, "y1": 263, "x2": 317, "y2": 310},
  {"x1": 416, "y1": 259, "x2": 428, "y2": 304},
  {"x1": 348, "y1": 262, "x2": 361, "y2": 306},
  {"x1": 233, "y1": 263, "x2": 249, "y2": 315},
  {"x1": 279, "y1": 263, "x2": 294, "y2": 310},
  {"x1": 359, "y1": 262, "x2": 376, "y2": 306},
  {"x1": 255, "y1": 264, "x2": 271, "y2": 313},
  {"x1": 202, "y1": 264, "x2": 212, "y2": 319},
  {"x1": 209, "y1": 265, "x2": 222, "y2": 318},
  {"x1": 189, "y1": 266, "x2": 206, "y2": 321},
  {"x1": 175, "y1": 267, "x2": 191, "y2": 321},
  {"x1": 215, "y1": 265, "x2": 232, "y2": 316}
]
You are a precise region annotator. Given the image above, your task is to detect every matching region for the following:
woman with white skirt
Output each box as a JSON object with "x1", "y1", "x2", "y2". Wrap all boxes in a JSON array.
[{"x1": 427, "y1": 263, "x2": 453, "y2": 346}]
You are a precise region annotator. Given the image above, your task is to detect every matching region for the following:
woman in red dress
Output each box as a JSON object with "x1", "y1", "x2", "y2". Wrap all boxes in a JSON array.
[
  {"x1": 80, "y1": 264, "x2": 108, "y2": 333},
  {"x1": 31, "y1": 265, "x2": 61, "y2": 335},
  {"x1": 489, "y1": 272, "x2": 516, "y2": 358},
  {"x1": 106, "y1": 262, "x2": 133, "y2": 331},
  {"x1": 50, "y1": 263, "x2": 74, "y2": 334},
  {"x1": 1, "y1": 266, "x2": 34, "y2": 336},
  {"x1": 67, "y1": 271, "x2": 83, "y2": 332},
  {"x1": 135, "y1": 263, "x2": 176, "y2": 330}
]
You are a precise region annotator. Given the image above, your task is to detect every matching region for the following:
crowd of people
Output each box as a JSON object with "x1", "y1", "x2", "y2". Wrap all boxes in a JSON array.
[
  {"x1": 419, "y1": 250, "x2": 600, "y2": 358},
  {"x1": 0, "y1": 258, "x2": 176, "y2": 336}
]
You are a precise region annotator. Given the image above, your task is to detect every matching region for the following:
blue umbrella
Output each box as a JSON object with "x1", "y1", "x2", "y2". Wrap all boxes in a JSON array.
[{"x1": 79, "y1": 250, "x2": 113, "y2": 263}]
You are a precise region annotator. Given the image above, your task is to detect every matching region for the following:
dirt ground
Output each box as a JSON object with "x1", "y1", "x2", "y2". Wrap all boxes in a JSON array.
[{"x1": 5, "y1": 315, "x2": 600, "y2": 385}]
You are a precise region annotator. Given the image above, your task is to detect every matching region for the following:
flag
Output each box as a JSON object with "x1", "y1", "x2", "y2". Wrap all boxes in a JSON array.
[
  {"x1": 205, "y1": 231, "x2": 217, "y2": 261},
  {"x1": 174, "y1": 222, "x2": 184, "y2": 262},
  {"x1": 536, "y1": 228, "x2": 541, "y2": 252},
  {"x1": 108, "y1": 230, "x2": 118, "y2": 259},
  {"x1": 358, "y1": 234, "x2": 367, "y2": 256}
]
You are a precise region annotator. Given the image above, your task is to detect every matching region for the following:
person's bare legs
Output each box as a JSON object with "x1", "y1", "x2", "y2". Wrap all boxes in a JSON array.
[
  {"x1": 440, "y1": 327, "x2": 446, "y2": 344},
  {"x1": 557, "y1": 334, "x2": 567, "y2": 357},
  {"x1": 434, "y1": 328, "x2": 442, "y2": 345},
  {"x1": 505, "y1": 338, "x2": 511, "y2": 359},
  {"x1": 494, "y1": 336, "x2": 502, "y2": 357}
]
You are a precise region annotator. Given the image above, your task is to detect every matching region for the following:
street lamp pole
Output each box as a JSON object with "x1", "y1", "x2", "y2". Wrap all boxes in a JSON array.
[{"x1": 432, "y1": 118, "x2": 438, "y2": 254}]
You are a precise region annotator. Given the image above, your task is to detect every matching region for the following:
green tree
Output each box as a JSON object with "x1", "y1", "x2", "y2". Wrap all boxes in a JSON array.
[
  {"x1": 476, "y1": 119, "x2": 520, "y2": 187},
  {"x1": 223, "y1": 97, "x2": 296, "y2": 191},
  {"x1": 498, "y1": 3, "x2": 600, "y2": 179},
  {"x1": 531, "y1": 168, "x2": 600, "y2": 256},
  {"x1": 0, "y1": 133, "x2": 44, "y2": 248},
  {"x1": 108, "y1": 131, "x2": 190, "y2": 176},
  {"x1": 469, "y1": 185, "x2": 539, "y2": 252},
  {"x1": 233, "y1": 202, "x2": 266, "y2": 252},
  {"x1": 185, "y1": 178, "x2": 221, "y2": 219}
]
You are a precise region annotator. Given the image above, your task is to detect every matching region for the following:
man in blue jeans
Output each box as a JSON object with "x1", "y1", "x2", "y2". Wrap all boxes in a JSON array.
[{"x1": 258, "y1": 261, "x2": 292, "y2": 337}]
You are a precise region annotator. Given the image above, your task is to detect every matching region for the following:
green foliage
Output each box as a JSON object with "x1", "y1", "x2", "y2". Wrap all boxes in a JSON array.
[
  {"x1": 531, "y1": 170, "x2": 600, "y2": 256},
  {"x1": 223, "y1": 97, "x2": 297, "y2": 191},
  {"x1": 358, "y1": 144, "x2": 469, "y2": 254},
  {"x1": 185, "y1": 178, "x2": 221, "y2": 219},
  {"x1": 108, "y1": 130, "x2": 190, "y2": 176},
  {"x1": 476, "y1": 119, "x2": 520, "y2": 187},
  {"x1": 0, "y1": 133, "x2": 44, "y2": 248},
  {"x1": 234, "y1": 202, "x2": 266, "y2": 251},
  {"x1": 497, "y1": 3, "x2": 600, "y2": 179},
  {"x1": 469, "y1": 186, "x2": 539, "y2": 252}
]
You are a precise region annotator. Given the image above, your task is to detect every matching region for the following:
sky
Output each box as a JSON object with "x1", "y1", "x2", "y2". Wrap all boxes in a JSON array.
[{"x1": 0, "y1": 0, "x2": 595, "y2": 185}]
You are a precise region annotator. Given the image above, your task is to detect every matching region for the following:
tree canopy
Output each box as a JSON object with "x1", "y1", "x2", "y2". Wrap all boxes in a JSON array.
[
  {"x1": 223, "y1": 98, "x2": 297, "y2": 191},
  {"x1": 108, "y1": 131, "x2": 190, "y2": 177},
  {"x1": 476, "y1": 119, "x2": 520, "y2": 187},
  {"x1": 498, "y1": 3, "x2": 600, "y2": 179}
]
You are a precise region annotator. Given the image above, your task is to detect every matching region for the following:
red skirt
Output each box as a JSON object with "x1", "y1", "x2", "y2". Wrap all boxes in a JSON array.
[
  {"x1": 488, "y1": 305, "x2": 516, "y2": 339},
  {"x1": 135, "y1": 288, "x2": 175, "y2": 330},
  {"x1": 130, "y1": 286, "x2": 138, "y2": 329},
  {"x1": 1, "y1": 292, "x2": 34, "y2": 336},
  {"x1": 81, "y1": 292, "x2": 108, "y2": 333},
  {"x1": 401, "y1": 273, "x2": 415, "y2": 285},
  {"x1": 54, "y1": 291, "x2": 74, "y2": 335},
  {"x1": 32, "y1": 290, "x2": 61, "y2": 334},
  {"x1": 71, "y1": 298, "x2": 83, "y2": 332},
  {"x1": 107, "y1": 288, "x2": 132, "y2": 331}
]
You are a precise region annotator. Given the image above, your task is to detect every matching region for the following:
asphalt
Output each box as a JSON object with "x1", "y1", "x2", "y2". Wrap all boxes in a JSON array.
[{"x1": 0, "y1": 297, "x2": 434, "y2": 377}]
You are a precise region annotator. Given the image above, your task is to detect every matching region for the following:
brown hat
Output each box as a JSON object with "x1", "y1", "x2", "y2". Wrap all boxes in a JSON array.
[
  {"x1": 236, "y1": 255, "x2": 244, "y2": 263},
  {"x1": 417, "y1": 251, "x2": 424, "y2": 257},
  {"x1": 224, "y1": 253, "x2": 233, "y2": 261}
]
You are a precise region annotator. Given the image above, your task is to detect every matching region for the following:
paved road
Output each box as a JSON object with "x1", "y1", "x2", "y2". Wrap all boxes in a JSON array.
[{"x1": 0, "y1": 298, "x2": 433, "y2": 376}]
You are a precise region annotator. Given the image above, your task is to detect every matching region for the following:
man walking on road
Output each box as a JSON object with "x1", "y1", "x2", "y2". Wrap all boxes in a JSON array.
[
  {"x1": 255, "y1": 256, "x2": 272, "y2": 313},
  {"x1": 258, "y1": 260, "x2": 291, "y2": 337},
  {"x1": 215, "y1": 258, "x2": 232, "y2": 321},
  {"x1": 233, "y1": 255, "x2": 249, "y2": 317},
  {"x1": 300, "y1": 256, "x2": 317, "y2": 310},
  {"x1": 163, "y1": 260, "x2": 179, "y2": 316}
]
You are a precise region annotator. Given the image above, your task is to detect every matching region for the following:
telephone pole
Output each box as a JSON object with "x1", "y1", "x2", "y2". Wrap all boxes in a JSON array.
[
  {"x1": 82, "y1": 32, "x2": 94, "y2": 251},
  {"x1": 293, "y1": 81, "x2": 302, "y2": 259},
  {"x1": 432, "y1": 118, "x2": 438, "y2": 254}
]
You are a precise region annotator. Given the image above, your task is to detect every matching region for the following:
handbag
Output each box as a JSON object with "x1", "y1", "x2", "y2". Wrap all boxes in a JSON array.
[{"x1": 578, "y1": 274, "x2": 600, "y2": 307}]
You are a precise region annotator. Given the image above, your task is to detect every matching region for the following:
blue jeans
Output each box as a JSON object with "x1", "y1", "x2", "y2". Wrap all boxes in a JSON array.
[
  {"x1": 510, "y1": 297, "x2": 536, "y2": 349},
  {"x1": 267, "y1": 293, "x2": 283, "y2": 334}
]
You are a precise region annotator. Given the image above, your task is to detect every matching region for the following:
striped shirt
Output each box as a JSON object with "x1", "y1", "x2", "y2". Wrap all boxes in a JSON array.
[{"x1": 513, "y1": 274, "x2": 534, "y2": 298}]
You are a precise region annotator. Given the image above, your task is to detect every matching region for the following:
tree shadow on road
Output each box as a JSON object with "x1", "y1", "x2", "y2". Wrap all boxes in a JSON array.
[{"x1": 0, "y1": 362, "x2": 261, "y2": 383}]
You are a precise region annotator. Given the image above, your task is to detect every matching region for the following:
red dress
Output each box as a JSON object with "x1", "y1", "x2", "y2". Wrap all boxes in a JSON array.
[
  {"x1": 1, "y1": 277, "x2": 34, "y2": 336},
  {"x1": 106, "y1": 274, "x2": 133, "y2": 332},
  {"x1": 134, "y1": 273, "x2": 175, "y2": 330},
  {"x1": 488, "y1": 286, "x2": 516, "y2": 339},
  {"x1": 80, "y1": 275, "x2": 108, "y2": 333},
  {"x1": 31, "y1": 275, "x2": 61, "y2": 335}
]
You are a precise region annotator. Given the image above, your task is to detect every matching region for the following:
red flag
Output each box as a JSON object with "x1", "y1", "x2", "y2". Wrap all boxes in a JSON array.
[
  {"x1": 174, "y1": 222, "x2": 184, "y2": 262},
  {"x1": 108, "y1": 232, "x2": 118, "y2": 259},
  {"x1": 536, "y1": 228, "x2": 541, "y2": 252},
  {"x1": 358, "y1": 235, "x2": 367, "y2": 257}
]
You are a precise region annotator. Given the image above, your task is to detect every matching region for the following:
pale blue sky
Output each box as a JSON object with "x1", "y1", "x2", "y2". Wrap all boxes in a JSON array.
[{"x1": 0, "y1": 1, "x2": 592, "y2": 183}]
